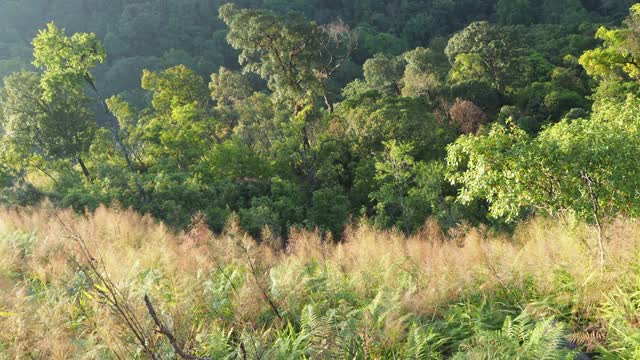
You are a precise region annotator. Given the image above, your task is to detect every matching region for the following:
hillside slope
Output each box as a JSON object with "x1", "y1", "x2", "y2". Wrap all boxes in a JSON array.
[{"x1": 1, "y1": 206, "x2": 639, "y2": 358}]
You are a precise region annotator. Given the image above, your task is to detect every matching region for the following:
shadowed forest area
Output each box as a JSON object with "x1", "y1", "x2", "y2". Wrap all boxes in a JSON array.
[{"x1": 1, "y1": 0, "x2": 640, "y2": 358}]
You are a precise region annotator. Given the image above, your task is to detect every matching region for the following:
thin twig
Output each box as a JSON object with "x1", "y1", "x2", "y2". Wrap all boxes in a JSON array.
[
  {"x1": 239, "y1": 242, "x2": 284, "y2": 322},
  {"x1": 56, "y1": 214, "x2": 160, "y2": 359}
]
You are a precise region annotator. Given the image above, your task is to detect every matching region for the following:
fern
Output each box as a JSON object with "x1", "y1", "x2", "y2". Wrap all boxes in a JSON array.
[
  {"x1": 400, "y1": 324, "x2": 445, "y2": 359},
  {"x1": 598, "y1": 278, "x2": 640, "y2": 359},
  {"x1": 268, "y1": 322, "x2": 312, "y2": 359},
  {"x1": 271, "y1": 303, "x2": 360, "y2": 359},
  {"x1": 195, "y1": 328, "x2": 235, "y2": 359},
  {"x1": 452, "y1": 311, "x2": 577, "y2": 360}
]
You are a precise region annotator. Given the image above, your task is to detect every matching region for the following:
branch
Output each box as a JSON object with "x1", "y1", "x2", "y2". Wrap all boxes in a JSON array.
[
  {"x1": 144, "y1": 295, "x2": 209, "y2": 360},
  {"x1": 56, "y1": 215, "x2": 160, "y2": 359},
  {"x1": 238, "y1": 242, "x2": 284, "y2": 322},
  {"x1": 57, "y1": 215, "x2": 251, "y2": 360},
  {"x1": 581, "y1": 171, "x2": 606, "y2": 268},
  {"x1": 83, "y1": 73, "x2": 148, "y2": 200}
]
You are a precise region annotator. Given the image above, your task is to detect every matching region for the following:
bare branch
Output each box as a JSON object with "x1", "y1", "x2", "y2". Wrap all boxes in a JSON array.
[
  {"x1": 144, "y1": 295, "x2": 209, "y2": 360},
  {"x1": 56, "y1": 214, "x2": 160, "y2": 359},
  {"x1": 238, "y1": 241, "x2": 284, "y2": 322}
]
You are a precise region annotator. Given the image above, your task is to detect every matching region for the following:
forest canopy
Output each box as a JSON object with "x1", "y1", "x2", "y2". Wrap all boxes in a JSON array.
[
  {"x1": 5, "y1": 1, "x2": 640, "y2": 359},
  {"x1": 0, "y1": 0, "x2": 639, "y2": 242}
]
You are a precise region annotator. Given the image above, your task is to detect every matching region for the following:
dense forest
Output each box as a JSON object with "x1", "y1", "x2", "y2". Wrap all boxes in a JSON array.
[
  {"x1": 0, "y1": 0, "x2": 638, "y2": 238},
  {"x1": 2, "y1": 0, "x2": 640, "y2": 358}
]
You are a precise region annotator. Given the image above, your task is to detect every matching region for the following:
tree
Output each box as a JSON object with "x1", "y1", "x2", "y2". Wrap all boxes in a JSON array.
[
  {"x1": 138, "y1": 66, "x2": 222, "y2": 172},
  {"x1": 445, "y1": 21, "x2": 520, "y2": 94},
  {"x1": 447, "y1": 95, "x2": 640, "y2": 265},
  {"x1": 219, "y1": 4, "x2": 355, "y2": 186},
  {"x1": 234, "y1": 92, "x2": 281, "y2": 157},
  {"x1": 361, "y1": 53, "x2": 406, "y2": 96},
  {"x1": 209, "y1": 67, "x2": 253, "y2": 108},
  {"x1": 401, "y1": 47, "x2": 447, "y2": 98},
  {"x1": 240, "y1": 177, "x2": 306, "y2": 240},
  {"x1": 141, "y1": 65, "x2": 210, "y2": 115},
  {"x1": 209, "y1": 67, "x2": 255, "y2": 133},
  {"x1": 308, "y1": 186, "x2": 350, "y2": 239},
  {"x1": 446, "y1": 121, "x2": 531, "y2": 223},
  {"x1": 496, "y1": 0, "x2": 537, "y2": 25},
  {"x1": 372, "y1": 140, "x2": 416, "y2": 234},
  {"x1": 448, "y1": 98, "x2": 488, "y2": 134},
  {"x1": 31, "y1": 23, "x2": 141, "y2": 183},
  {"x1": 580, "y1": 4, "x2": 640, "y2": 82},
  {"x1": 338, "y1": 95, "x2": 455, "y2": 161},
  {"x1": 219, "y1": 3, "x2": 355, "y2": 113},
  {"x1": 0, "y1": 71, "x2": 96, "y2": 180}
]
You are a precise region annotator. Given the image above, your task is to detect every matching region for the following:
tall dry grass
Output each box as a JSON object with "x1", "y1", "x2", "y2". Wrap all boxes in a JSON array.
[{"x1": 0, "y1": 205, "x2": 639, "y2": 358}]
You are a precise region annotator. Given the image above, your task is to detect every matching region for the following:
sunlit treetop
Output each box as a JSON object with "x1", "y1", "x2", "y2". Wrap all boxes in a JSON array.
[
  {"x1": 32, "y1": 22, "x2": 106, "y2": 100},
  {"x1": 219, "y1": 3, "x2": 354, "y2": 110},
  {"x1": 141, "y1": 65, "x2": 209, "y2": 114},
  {"x1": 580, "y1": 4, "x2": 640, "y2": 81}
]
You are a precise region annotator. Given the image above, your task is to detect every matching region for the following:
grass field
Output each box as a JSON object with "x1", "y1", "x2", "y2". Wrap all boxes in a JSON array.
[{"x1": 1, "y1": 205, "x2": 639, "y2": 359}]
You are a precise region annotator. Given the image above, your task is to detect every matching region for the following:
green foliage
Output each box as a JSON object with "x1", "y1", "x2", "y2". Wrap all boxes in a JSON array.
[
  {"x1": 32, "y1": 22, "x2": 106, "y2": 100},
  {"x1": 453, "y1": 311, "x2": 577, "y2": 359},
  {"x1": 447, "y1": 122, "x2": 531, "y2": 222},
  {"x1": 219, "y1": 3, "x2": 353, "y2": 107},
  {"x1": 308, "y1": 186, "x2": 350, "y2": 239},
  {"x1": 0, "y1": 182, "x2": 43, "y2": 208},
  {"x1": 408, "y1": 161, "x2": 481, "y2": 230},
  {"x1": 447, "y1": 94, "x2": 640, "y2": 224},
  {"x1": 362, "y1": 53, "x2": 406, "y2": 96},
  {"x1": 599, "y1": 270, "x2": 640, "y2": 359},
  {"x1": 209, "y1": 67, "x2": 253, "y2": 107},
  {"x1": 232, "y1": 92, "x2": 281, "y2": 156},
  {"x1": 339, "y1": 95, "x2": 455, "y2": 160},
  {"x1": 0, "y1": 71, "x2": 96, "y2": 161},
  {"x1": 356, "y1": 28, "x2": 409, "y2": 59},
  {"x1": 3, "y1": 3, "x2": 640, "y2": 358},
  {"x1": 496, "y1": 0, "x2": 538, "y2": 25},
  {"x1": 497, "y1": 0, "x2": 590, "y2": 26},
  {"x1": 372, "y1": 140, "x2": 416, "y2": 233},
  {"x1": 401, "y1": 47, "x2": 447, "y2": 98},
  {"x1": 1, "y1": 0, "x2": 639, "y2": 246},
  {"x1": 580, "y1": 5, "x2": 640, "y2": 82},
  {"x1": 240, "y1": 178, "x2": 305, "y2": 240},
  {"x1": 141, "y1": 65, "x2": 209, "y2": 114},
  {"x1": 446, "y1": 21, "x2": 521, "y2": 94},
  {"x1": 0, "y1": 70, "x2": 96, "y2": 183}
]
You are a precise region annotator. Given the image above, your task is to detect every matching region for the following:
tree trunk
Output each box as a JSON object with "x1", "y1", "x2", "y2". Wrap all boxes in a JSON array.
[
  {"x1": 84, "y1": 75, "x2": 147, "y2": 200},
  {"x1": 77, "y1": 156, "x2": 91, "y2": 181},
  {"x1": 399, "y1": 196, "x2": 410, "y2": 235},
  {"x1": 582, "y1": 172, "x2": 606, "y2": 269},
  {"x1": 323, "y1": 95, "x2": 334, "y2": 113},
  {"x1": 85, "y1": 76, "x2": 136, "y2": 170},
  {"x1": 300, "y1": 125, "x2": 318, "y2": 186},
  {"x1": 294, "y1": 100, "x2": 318, "y2": 186},
  {"x1": 596, "y1": 219, "x2": 605, "y2": 270}
]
